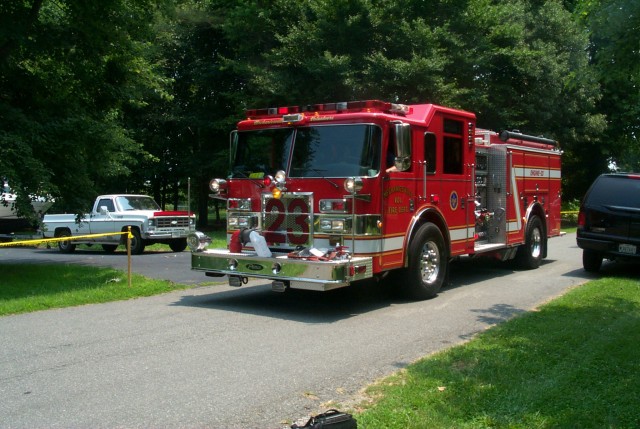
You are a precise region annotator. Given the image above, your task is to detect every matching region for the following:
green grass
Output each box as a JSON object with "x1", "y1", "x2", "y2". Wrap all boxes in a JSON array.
[
  {"x1": 355, "y1": 277, "x2": 640, "y2": 428},
  {"x1": 0, "y1": 264, "x2": 193, "y2": 316}
]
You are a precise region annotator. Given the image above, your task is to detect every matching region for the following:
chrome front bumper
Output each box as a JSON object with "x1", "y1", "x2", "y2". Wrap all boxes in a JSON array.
[
  {"x1": 144, "y1": 229, "x2": 190, "y2": 240},
  {"x1": 191, "y1": 249, "x2": 373, "y2": 291}
]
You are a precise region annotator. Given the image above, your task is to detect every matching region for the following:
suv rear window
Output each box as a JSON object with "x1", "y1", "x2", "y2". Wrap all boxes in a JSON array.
[{"x1": 585, "y1": 175, "x2": 640, "y2": 208}]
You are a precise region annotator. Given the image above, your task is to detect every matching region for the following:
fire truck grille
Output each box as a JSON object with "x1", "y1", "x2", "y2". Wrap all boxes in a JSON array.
[
  {"x1": 262, "y1": 193, "x2": 313, "y2": 248},
  {"x1": 156, "y1": 217, "x2": 190, "y2": 228}
]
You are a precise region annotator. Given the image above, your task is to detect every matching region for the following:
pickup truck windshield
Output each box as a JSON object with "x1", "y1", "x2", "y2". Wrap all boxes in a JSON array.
[
  {"x1": 231, "y1": 124, "x2": 382, "y2": 178},
  {"x1": 116, "y1": 196, "x2": 161, "y2": 211}
]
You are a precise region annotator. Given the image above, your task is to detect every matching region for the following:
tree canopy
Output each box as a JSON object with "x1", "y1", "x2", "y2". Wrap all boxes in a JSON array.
[{"x1": 1, "y1": 0, "x2": 638, "y2": 224}]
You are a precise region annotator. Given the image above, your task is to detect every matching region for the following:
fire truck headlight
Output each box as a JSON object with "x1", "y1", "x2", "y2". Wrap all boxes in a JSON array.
[
  {"x1": 229, "y1": 215, "x2": 257, "y2": 229},
  {"x1": 228, "y1": 198, "x2": 251, "y2": 211},
  {"x1": 344, "y1": 177, "x2": 363, "y2": 194},
  {"x1": 319, "y1": 200, "x2": 332, "y2": 212},
  {"x1": 238, "y1": 199, "x2": 251, "y2": 211},
  {"x1": 275, "y1": 170, "x2": 287, "y2": 185},
  {"x1": 320, "y1": 218, "x2": 346, "y2": 231},
  {"x1": 187, "y1": 231, "x2": 211, "y2": 252},
  {"x1": 209, "y1": 178, "x2": 227, "y2": 193}
]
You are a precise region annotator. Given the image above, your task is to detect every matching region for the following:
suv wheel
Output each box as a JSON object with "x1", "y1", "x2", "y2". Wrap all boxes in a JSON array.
[{"x1": 583, "y1": 249, "x2": 603, "y2": 272}]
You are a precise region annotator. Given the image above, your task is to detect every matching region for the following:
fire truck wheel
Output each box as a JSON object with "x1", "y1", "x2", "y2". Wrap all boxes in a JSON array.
[
  {"x1": 56, "y1": 229, "x2": 76, "y2": 253},
  {"x1": 516, "y1": 215, "x2": 544, "y2": 269},
  {"x1": 404, "y1": 223, "x2": 447, "y2": 300}
]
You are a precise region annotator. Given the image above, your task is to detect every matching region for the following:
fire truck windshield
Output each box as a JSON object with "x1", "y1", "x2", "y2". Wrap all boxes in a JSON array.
[
  {"x1": 231, "y1": 128, "x2": 293, "y2": 178},
  {"x1": 231, "y1": 124, "x2": 382, "y2": 179}
]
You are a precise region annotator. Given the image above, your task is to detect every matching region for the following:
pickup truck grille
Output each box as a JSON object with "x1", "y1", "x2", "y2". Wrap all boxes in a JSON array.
[
  {"x1": 156, "y1": 217, "x2": 190, "y2": 228},
  {"x1": 262, "y1": 193, "x2": 313, "y2": 248}
]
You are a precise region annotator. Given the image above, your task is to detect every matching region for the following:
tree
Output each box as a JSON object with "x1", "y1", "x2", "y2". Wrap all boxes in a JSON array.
[
  {"x1": 577, "y1": 0, "x2": 640, "y2": 174},
  {"x1": 0, "y1": 0, "x2": 171, "y2": 220},
  {"x1": 453, "y1": 0, "x2": 605, "y2": 200},
  {"x1": 135, "y1": 1, "x2": 251, "y2": 227},
  {"x1": 245, "y1": 0, "x2": 602, "y2": 199}
]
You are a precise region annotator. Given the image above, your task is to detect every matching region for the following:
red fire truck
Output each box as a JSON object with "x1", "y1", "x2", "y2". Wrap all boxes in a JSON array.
[{"x1": 188, "y1": 100, "x2": 562, "y2": 299}]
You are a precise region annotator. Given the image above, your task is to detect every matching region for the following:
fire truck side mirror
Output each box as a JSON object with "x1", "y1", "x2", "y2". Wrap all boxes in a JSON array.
[{"x1": 394, "y1": 123, "x2": 412, "y2": 171}]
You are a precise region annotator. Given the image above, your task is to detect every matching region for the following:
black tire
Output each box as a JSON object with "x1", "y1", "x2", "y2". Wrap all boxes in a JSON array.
[
  {"x1": 102, "y1": 244, "x2": 118, "y2": 253},
  {"x1": 169, "y1": 238, "x2": 188, "y2": 252},
  {"x1": 127, "y1": 228, "x2": 145, "y2": 255},
  {"x1": 583, "y1": 249, "x2": 603, "y2": 272},
  {"x1": 56, "y1": 229, "x2": 76, "y2": 253},
  {"x1": 516, "y1": 215, "x2": 544, "y2": 269},
  {"x1": 402, "y1": 223, "x2": 448, "y2": 300}
]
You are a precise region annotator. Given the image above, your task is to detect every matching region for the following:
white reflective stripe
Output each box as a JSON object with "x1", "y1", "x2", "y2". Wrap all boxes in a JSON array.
[
  {"x1": 449, "y1": 227, "x2": 473, "y2": 242},
  {"x1": 382, "y1": 235, "x2": 404, "y2": 253},
  {"x1": 514, "y1": 168, "x2": 561, "y2": 179},
  {"x1": 511, "y1": 166, "x2": 522, "y2": 231},
  {"x1": 332, "y1": 236, "x2": 402, "y2": 254}
]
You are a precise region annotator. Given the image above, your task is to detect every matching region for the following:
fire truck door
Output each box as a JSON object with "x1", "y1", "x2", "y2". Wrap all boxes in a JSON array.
[
  {"x1": 381, "y1": 169, "x2": 417, "y2": 268},
  {"x1": 380, "y1": 124, "x2": 419, "y2": 269},
  {"x1": 441, "y1": 118, "x2": 475, "y2": 255},
  {"x1": 523, "y1": 150, "x2": 551, "y2": 219}
]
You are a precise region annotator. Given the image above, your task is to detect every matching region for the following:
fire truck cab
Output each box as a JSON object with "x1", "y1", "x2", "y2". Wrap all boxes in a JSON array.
[{"x1": 189, "y1": 100, "x2": 562, "y2": 300}]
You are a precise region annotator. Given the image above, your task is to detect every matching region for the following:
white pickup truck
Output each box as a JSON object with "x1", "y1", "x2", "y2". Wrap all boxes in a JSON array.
[{"x1": 42, "y1": 194, "x2": 195, "y2": 254}]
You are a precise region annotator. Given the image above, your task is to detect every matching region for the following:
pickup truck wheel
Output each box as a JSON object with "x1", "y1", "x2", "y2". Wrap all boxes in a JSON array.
[
  {"x1": 169, "y1": 238, "x2": 188, "y2": 252},
  {"x1": 128, "y1": 229, "x2": 145, "y2": 255},
  {"x1": 102, "y1": 244, "x2": 118, "y2": 253},
  {"x1": 403, "y1": 223, "x2": 447, "y2": 300},
  {"x1": 56, "y1": 230, "x2": 76, "y2": 253}
]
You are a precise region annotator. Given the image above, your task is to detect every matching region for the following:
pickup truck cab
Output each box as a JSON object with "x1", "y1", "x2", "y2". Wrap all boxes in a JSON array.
[{"x1": 42, "y1": 194, "x2": 195, "y2": 254}]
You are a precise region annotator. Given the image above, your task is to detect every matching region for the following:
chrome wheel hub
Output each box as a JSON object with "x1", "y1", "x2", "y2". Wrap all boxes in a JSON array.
[{"x1": 420, "y1": 241, "x2": 440, "y2": 284}]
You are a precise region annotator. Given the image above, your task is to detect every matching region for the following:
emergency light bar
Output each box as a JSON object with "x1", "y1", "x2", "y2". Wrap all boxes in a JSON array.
[{"x1": 245, "y1": 100, "x2": 412, "y2": 119}]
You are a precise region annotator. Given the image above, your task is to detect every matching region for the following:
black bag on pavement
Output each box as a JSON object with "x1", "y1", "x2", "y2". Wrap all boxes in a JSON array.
[{"x1": 291, "y1": 409, "x2": 357, "y2": 429}]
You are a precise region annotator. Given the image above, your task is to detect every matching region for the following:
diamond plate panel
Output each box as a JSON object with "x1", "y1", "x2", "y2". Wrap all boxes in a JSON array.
[{"x1": 261, "y1": 193, "x2": 313, "y2": 248}]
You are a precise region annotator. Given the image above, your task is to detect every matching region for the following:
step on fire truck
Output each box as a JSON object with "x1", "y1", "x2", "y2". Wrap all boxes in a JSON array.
[{"x1": 188, "y1": 100, "x2": 562, "y2": 299}]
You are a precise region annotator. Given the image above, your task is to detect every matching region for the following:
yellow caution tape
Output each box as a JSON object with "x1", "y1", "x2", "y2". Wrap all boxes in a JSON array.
[{"x1": 0, "y1": 231, "x2": 133, "y2": 248}]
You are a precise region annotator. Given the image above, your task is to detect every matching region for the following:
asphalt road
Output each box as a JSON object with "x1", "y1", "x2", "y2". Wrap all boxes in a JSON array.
[{"x1": 1, "y1": 234, "x2": 596, "y2": 428}]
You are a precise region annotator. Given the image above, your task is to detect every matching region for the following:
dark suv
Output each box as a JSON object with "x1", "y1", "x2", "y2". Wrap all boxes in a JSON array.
[{"x1": 577, "y1": 173, "x2": 640, "y2": 272}]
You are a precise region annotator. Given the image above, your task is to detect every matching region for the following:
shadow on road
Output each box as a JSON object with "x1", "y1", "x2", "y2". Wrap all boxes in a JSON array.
[
  {"x1": 173, "y1": 279, "x2": 400, "y2": 323},
  {"x1": 172, "y1": 256, "x2": 539, "y2": 323},
  {"x1": 560, "y1": 257, "x2": 640, "y2": 281}
]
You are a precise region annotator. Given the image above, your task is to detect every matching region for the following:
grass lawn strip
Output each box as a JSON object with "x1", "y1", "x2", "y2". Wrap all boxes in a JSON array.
[
  {"x1": 355, "y1": 277, "x2": 640, "y2": 428},
  {"x1": 1, "y1": 264, "x2": 193, "y2": 316}
]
